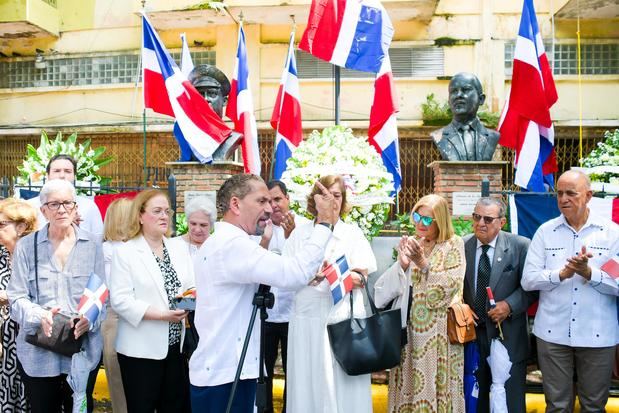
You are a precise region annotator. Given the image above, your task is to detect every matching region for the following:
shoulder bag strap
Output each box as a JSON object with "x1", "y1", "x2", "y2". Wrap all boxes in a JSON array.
[{"x1": 33, "y1": 231, "x2": 39, "y2": 304}]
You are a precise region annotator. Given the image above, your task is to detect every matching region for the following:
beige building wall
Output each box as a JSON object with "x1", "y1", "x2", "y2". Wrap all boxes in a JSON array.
[{"x1": 0, "y1": 0, "x2": 617, "y2": 132}]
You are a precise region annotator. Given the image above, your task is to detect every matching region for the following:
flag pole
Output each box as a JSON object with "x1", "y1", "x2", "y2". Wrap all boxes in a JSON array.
[
  {"x1": 141, "y1": 0, "x2": 148, "y2": 187},
  {"x1": 334, "y1": 66, "x2": 341, "y2": 125}
]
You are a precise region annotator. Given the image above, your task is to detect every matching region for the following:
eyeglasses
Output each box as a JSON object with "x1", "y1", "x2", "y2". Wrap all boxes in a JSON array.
[
  {"x1": 43, "y1": 201, "x2": 77, "y2": 211},
  {"x1": 412, "y1": 212, "x2": 434, "y2": 226},
  {"x1": 146, "y1": 208, "x2": 174, "y2": 217},
  {"x1": 0, "y1": 220, "x2": 15, "y2": 229},
  {"x1": 472, "y1": 213, "x2": 501, "y2": 224}
]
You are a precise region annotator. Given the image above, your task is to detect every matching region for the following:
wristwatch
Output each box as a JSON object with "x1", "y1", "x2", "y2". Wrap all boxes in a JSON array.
[
  {"x1": 317, "y1": 222, "x2": 334, "y2": 231},
  {"x1": 420, "y1": 265, "x2": 430, "y2": 276}
]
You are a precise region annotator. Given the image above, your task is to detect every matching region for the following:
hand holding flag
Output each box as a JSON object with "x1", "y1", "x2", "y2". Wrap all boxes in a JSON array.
[
  {"x1": 77, "y1": 272, "x2": 109, "y2": 326},
  {"x1": 323, "y1": 255, "x2": 354, "y2": 305}
]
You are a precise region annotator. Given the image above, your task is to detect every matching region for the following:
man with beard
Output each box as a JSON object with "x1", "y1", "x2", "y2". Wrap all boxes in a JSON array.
[
  {"x1": 431, "y1": 72, "x2": 499, "y2": 161},
  {"x1": 189, "y1": 174, "x2": 337, "y2": 412},
  {"x1": 258, "y1": 180, "x2": 309, "y2": 413}
]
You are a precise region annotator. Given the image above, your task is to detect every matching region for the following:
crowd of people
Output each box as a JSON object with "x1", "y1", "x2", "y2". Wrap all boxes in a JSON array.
[{"x1": 0, "y1": 154, "x2": 617, "y2": 413}]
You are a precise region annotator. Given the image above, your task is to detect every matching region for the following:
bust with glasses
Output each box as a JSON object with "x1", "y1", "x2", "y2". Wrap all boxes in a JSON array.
[
  {"x1": 109, "y1": 189, "x2": 195, "y2": 412},
  {"x1": 374, "y1": 194, "x2": 466, "y2": 410}
]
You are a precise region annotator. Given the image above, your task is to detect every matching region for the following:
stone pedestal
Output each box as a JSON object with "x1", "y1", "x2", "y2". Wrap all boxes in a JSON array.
[
  {"x1": 428, "y1": 161, "x2": 507, "y2": 215},
  {"x1": 166, "y1": 161, "x2": 244, "y2": 213}
]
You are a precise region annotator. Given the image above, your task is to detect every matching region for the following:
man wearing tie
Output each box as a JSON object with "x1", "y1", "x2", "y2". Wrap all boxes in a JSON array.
[
  {"x1": 463, "y1": 197, "x2": 536, "y2": 413},
  {"x1": 431, "y1": 72, "x2": 500, "y2": 161}
]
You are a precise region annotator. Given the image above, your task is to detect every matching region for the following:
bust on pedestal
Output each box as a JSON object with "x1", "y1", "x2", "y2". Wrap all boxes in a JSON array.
[{"x1": 431, "y1": 72, "x2": 499, "y2": 162}]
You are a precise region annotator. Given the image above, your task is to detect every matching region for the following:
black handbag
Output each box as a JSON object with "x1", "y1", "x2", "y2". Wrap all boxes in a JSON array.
[
  {"x1": 24, "y1": 231, "x2": 83, "y2": 357},
  {"x1": 326, "y1": 281, "x2": 402, "y2": 376}
]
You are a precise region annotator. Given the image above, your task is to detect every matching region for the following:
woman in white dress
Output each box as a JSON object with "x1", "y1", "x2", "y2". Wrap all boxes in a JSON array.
[{"x1": 285, "y1": 175, "x2": 377, "y2": 413}]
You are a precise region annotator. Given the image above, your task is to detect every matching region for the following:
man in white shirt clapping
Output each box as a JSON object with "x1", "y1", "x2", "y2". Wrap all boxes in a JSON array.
[{"x1": 522, "y1": 170, "x2": 619, "y2": 412}]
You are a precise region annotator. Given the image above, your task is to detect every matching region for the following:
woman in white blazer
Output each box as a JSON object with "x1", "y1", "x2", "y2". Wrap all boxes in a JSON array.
[{"x1": 110, "y1": 189, "x2": 195, "y2": 413}]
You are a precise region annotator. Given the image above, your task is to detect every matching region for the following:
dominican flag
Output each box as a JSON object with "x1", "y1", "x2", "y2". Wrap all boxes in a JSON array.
[
  {"x1": 271, "y1": 32, "x2": 303, "y2": 180},
  {"x1": 299, "y1": 0, "x2": 394, "y2": 73},
  {"x1": 77, "y1": 272, "x2": 109, "y2": 324},
  {"x1": 142, "y1": 14, "x2": 231, "y2": 163},
  {"x1": 173, "y1": 32, "x2": 197, "y2": 161},
  {"x1": 498, "y1": 0, "x2": 558, "y2": 191},
  {"x1": 368, "y1": 54, "x2": 401, "y2": 192},
  {"x1": 225, "y1": 23, "x2": 261, "y2": 175},
  {"x1": 180, "y1": 33, "x2": 194, "y2": 77},
  {"x1": 324, "y1": 255, "x2": 354, "y2": 305},
  {"x1": 601, "y1": 254, "x2": 619, "y2": 280}
]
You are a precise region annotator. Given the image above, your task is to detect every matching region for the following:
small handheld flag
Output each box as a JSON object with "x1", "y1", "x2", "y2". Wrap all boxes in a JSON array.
[
  {"x1": 601, "y1": 253, "x2": 619, "y2": 280},
  {"x1": 486, "y1": 286, "x2": 504, "y2": 340},
  {"x1": 77, "y1": 272, "x2": 109, "y2": 324},
  {"x1": 323, "y1": 255, "x2": 354, "y2": 305}
]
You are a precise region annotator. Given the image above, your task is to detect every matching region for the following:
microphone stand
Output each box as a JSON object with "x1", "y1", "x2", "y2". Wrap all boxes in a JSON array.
[{"x1": 225, "y1": 284, "x2": 274, "y2": 413}]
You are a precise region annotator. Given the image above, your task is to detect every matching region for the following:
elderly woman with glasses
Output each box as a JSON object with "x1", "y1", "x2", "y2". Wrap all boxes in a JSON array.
[
  {"x1": 110, "y1": 189, "x2": 194, "y2": 413},
  {"x1": 7, "y1": 179, "x2": 104, "y2": 413},
  {"x1": 374, "y1": 194, "x2": 466, "y2": 412},
  {"x1": 0, "y1": 199, "x2": 37, "y2": 412}
]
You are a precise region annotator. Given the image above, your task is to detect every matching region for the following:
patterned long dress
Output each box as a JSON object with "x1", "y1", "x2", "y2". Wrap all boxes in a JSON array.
[
  {"x1": 0, "y1": 245, "x2": 28, "y2": 412},
  {"x1": 388, "y1": 236, "x2": 466, "y2": 413}
]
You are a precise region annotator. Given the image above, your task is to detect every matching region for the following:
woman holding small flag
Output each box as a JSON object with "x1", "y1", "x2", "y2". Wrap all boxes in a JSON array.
[
  {"x1": 7, "y1": 179, "x2": 105, "y2": 413},
  {"x1": 109, "y1": 189, "x2": 194, "y2": 413},
  {"x1": 0, "y1": 198, "x2": 37, "y2": 412},
  {"x1": 374, "y1": 194, "x2": 466, "y2": 412},
  {"x1": 284, "y1": 175, "x2": 377, "y2": 412}
]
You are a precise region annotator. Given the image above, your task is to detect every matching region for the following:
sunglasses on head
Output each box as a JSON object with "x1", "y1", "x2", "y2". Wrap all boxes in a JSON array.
[
  {"x1": 412, "y1": 212, "x2": 434, "y2": 226},
  {"x1": 472, "y1": 213, "x2": 500, "y2": 224}
]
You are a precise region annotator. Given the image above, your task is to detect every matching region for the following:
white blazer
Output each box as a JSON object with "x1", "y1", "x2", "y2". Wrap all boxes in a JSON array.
[{"x1": 110, "y1": 235, "x2": 195, "y2": 360}]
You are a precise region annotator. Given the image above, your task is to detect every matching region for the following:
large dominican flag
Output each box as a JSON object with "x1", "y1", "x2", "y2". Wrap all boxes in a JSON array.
[
  {"x1": 368, "y1": 54, "x2": 401, "y2": 192},
  {"x1": 299, "y1": 0, "x2": 394, "y2": 73},
  {"x1": 271, "y1": 32, "x2": 303, "y2": 180},
  {"x1": 498, "y1": 0, "x2": 558, "y2": 191},
  {"x1": 225, "y1": 23, "x2": 261, "y2": 175},
  {"x1": 142, "y1": 14, "x2": 231, "y2": 163}
]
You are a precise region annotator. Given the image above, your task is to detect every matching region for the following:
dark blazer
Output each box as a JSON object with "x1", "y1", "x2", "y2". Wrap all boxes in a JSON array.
[
  {"x1": 431, "y1": 119, "x2": 500, "y2": 161},
  {"x1": 463, "y1": 231, "x2": 536, "y2": 363}
]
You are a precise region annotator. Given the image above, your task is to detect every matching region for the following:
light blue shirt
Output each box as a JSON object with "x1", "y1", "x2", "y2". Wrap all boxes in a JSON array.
[
  {"x1": 7, "y1": 225, "x2": 105, "y2": 377},
  {"x1": 522, "y1": 212, "x2": 619, "y2": 347}
]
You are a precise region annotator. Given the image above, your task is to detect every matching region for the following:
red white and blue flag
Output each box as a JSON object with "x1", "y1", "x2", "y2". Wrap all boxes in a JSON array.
[
  {"x1": 299, "y1": 0, "x2": 394, "y2": 73},
  {"x1": 77, "y1": 272, "x2": 109, "y2": 324},
  {"x1": 324, "y1": 255, "x2": 354, "y2": 305},
  {"x1": 498, "y1": 0, "x2": 558, "y2": 191},
  {"x1": 226, "y1": 23, "x2": 261, "y2": 175},
  {"x1": 368, "y1": 54, "x2": 401, "y2": 192},
  {"x1": 142, "y1": 14, "x2": 231, "y2": 163},
  {"x1": 271, "y1": 32, "x2": 303, "y2": 180}
]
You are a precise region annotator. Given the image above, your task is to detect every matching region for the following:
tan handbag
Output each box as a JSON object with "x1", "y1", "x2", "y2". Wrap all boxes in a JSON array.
[{"x1": 447, "y1": 303, "x2": 476, "y2": 344}]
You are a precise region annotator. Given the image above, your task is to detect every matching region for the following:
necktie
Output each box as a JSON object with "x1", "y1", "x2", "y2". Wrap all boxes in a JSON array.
[
  {"x1": 474, "y1": 244, "x2": 491, "y2": 322},
  {"x1": 461, "y1": 124, "x2": 475, "y2": 160}
]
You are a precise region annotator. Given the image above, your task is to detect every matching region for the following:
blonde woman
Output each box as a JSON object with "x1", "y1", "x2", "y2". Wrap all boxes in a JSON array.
[
  {"x1": 110, "y1": 189, "x2": 194, "y2": 412},
  {"x1": 375, "y1": 194, "x2": 466, "y2": 412},
  {"x1": 0, "y1": 199, "x2": 37, "y2": 412},
  {"x1": 101, "y1": 197, "x2": 133, "y2": 413}
]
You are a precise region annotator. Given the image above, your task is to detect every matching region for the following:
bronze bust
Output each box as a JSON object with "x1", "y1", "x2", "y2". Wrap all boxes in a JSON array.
[
  {"x1": 187, "y1": 64, "x2": 242, "y2": 161},
  {"x1": 431, "y1": 72, "x2": 499, "y2": 161}
]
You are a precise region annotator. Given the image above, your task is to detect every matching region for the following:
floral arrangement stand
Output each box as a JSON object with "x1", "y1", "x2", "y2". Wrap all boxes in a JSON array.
[
  {"x1": 428, "y1": 161, "x2": 507, "y2": 215},
  {"x1": 280, "y1": 126, "x2": 395, "y2": 239},
  {"x1": 576, "y1": 129, "x2": 619, "y2": 194},
  {"x1": 166, "y1": 160, "x2": 244, "y2": 215}
]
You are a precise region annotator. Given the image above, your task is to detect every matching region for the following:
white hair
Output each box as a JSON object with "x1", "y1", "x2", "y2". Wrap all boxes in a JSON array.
[
  {"x1": 39, "y1": 179, "x2": 77, "y2": 204},
  {"x1": 185, "y1": 196, "x2": 217, "y2": 226}
]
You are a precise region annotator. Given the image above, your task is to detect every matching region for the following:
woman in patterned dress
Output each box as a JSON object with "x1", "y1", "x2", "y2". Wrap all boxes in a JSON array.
[
  {"x1": 0, "y1": 199, "x2": 37, "y2": 412},
  {"x1": 110, "y1": 189, "x2": 195, "y2": 412},
  {"x1": 375, "y1": 194, "x2": 466, "y2": 412}
]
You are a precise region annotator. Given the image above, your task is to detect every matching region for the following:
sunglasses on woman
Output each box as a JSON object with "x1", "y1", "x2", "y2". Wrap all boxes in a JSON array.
[{"x1": 412, "y1": 212, "x2": 434, "y2": 226}]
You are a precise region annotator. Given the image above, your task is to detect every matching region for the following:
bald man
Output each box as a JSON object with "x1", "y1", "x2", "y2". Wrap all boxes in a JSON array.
[{"x1": 522, "y1": 170, "x2": 619, "y2": 413}]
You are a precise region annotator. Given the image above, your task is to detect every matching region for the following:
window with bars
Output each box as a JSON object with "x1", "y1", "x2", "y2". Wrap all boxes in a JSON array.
[
  {"x1": 0, "y1": 51, "x2": 216, "y2": 89},
  {"x1": 295, "y1": 46, "x2": 444, "y2": 79},
  {"x1": 504, "y1": 41, "x2": 618, "y2": 76}
]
